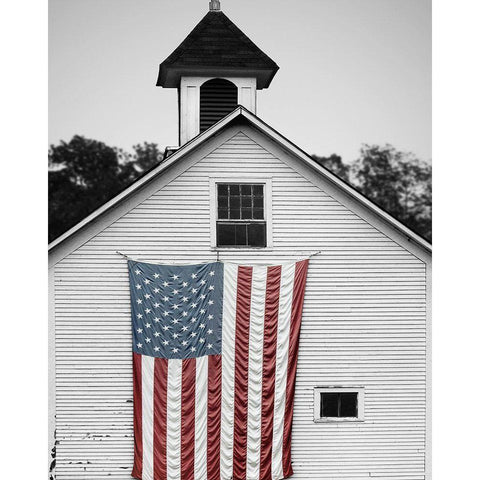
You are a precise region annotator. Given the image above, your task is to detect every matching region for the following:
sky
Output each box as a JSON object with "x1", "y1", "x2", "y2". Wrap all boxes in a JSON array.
[{"x1": 49, "y1": 0, "x2": 431, "y2": 164}]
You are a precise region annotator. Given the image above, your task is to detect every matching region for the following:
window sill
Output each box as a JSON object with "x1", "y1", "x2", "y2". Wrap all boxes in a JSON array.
[
  {"x1": 211, "y1": 247, "x2": 274, "y2": 252},
  {"x1": 314, "y1": 418, "x2": 365, "y2": 423}
]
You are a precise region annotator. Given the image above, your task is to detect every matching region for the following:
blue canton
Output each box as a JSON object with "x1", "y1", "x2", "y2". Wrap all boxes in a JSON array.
[{"x1": 128, "y1": 260, "x2": 224, "y2": 359}]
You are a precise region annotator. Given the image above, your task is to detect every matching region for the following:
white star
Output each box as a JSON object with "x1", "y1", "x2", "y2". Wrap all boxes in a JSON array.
[
  {"x1": 199, "y1": 338, "x2": 205, "y2": 344},
  {"x1": 154, "y1": 332, "x2": 160, "y2": 337},
  {"x1": 182, "y1": 340, "x2": 188, "y2": 346},
  {"x1": 137, "y1": 343, "x2": 142, "y2": 348},
  {"x1": 144, "y1": 279, "x2": 151, "y2": 285},
  {"x1": 172, "y1": 348, "x2": 179, "y2": 353},
  {"x1": 191, "y1": 288, "x2": 198, "y2": 294},
  {"x1": 153, "y1": 317, "x2": 160, "y2": 323},
  {"x1": 136, "y1": 284, "x2": 141, "y2": 290},
  {"x1": 145, "y1": 308, "x2": 151, "y2": 314},
  {"x1": 136, "y1": 299, "x2": 142, "y2": 304},
  {"x1": 190, "y1": 332, "x2": 197, "y2": 338},
  {"x1": 144, "y1": 294, "x2": 151, "y2": 299},
  {"x1": 135, "y1": 269, "x2": 141, "y2": 275},
  {"x1": 190, "y1": 318, "x2": 197, "y2": 323},
  {"x1": 182, "y1": 296, "x2": 189, "y2": 303},
  {"x1": 208, "y1": 300, "x2": 214, "y2": 305},
  {"x1": 172, "y1": 318, "x2": 180, "y2": 324},
  {"x1": 209, "y1": 285, "x2": 215, "y2": 291},
  {"x1": 172, "y1": 304, "x2": 179, "y2": 310},
  {"x1": 173, "y1": 274, "x2": 179, "y2": 280},
  {"x1": 154, "y1": 346, "x2": 160, "y2": 352},
  {"x1": 208, "y1": 314, "x2": 213, "y2": 320},
  {"x1": 172, "y1": 333, "x2": 179, "y2": 339},
  {"x1": 137, "y1": 313, "x2": 143, "y2": 319},
  {"x1": 191, "y1": 273, "x2": 197, "y2": 279},
  {"x1": 137, "y1": 328, "x2": 143, "y2": 333},
  {"x1": 145, "y1": 338, "x2": 151, "y2": 343},
  {"x1": 162, "y1": 340, "x2": 169, "y2": 346},
  {"x1": 163, "y1": 296, "x2": 169, "y2": 302},
  {"x1": 207, "y1": 344, "x2": 213, "y2": 349},
  {"x1": 153, "y1": 303, "x2": 160, "y2": 308},
  {"x1": 153, "y1": 288, "x2": 160, "y2": 294},
  {"x1": 154, "y1": 273, "x2": 160, "y2": 279},
  {"x1": 182, "y1": 326, "x2": 189, "y2": 332},
  {"x1": 172, "y1": 289, "x2": 179, "y2": 295},
  {"x1": 200, "y1": 279, "x2": 206, "y2": 285},
  {"x1": 163, "y1": 311, "x2": 170, "y2": 316},
  {"x1": 182, "y1": 311, "x2": 188, "y2": 317},
  {"x1": 199, "y1": 323, "x2": 205, "y2": 328},
  {"x1": 145, "y1": 323, "x2": 151, "y2": 328},
  {"x1": 190, "y1": 303, "x2": 198, "y2": 309},
  {"x1": 209, "y1": 271, "x2": 215, "y2": 276},
  {"x1": 162, "y1": 325, "x2": 170, "y2": 331},
  {"x1": 162, "y1": 281, "x2": 169, "y2": 287},
  {"x1": 182, "y1": 282, "x2": 189, "y2": 287},
  {"x1": 191, "y1": 347, "x2": 196, "y2": 352},
  {"x1": 207, "y1": 329, "x2": 213, "y2": 335},
  {"x1": 200, "y1": 294, "x2": 206, "y2": 300},
  {"x1": 200, "y1": 309, "x2": 206, "y2": 314}
]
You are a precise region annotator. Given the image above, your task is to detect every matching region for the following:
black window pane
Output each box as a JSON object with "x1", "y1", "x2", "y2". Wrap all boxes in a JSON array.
[
  {"x1": 230, "y1": 196, "x2": 240, "y2": 209},
  {"x1": 218, "y1": 195, "x2": 228, "y2": 208},
  {"x1": 253, "y1": 197, "x2": 263, "y2": 208},
  {"x1": 235, "y1": 224, "x2": 247, "y2": 245},
  {"x1": 241, "y1": 196, "x2": 252, "y2": 208},
  {"x1": 230, "y1": 209, "x2": 240, "y2": 219},
  {"x1": 230, "y1": 184, "x2": 240, "y2": 195},
  {"x1": 248, "y1": 223, "x2": 266, "y2": 247},
  {"x1": 241, "y1": 208, "x2": 252, "y2": 219},
  {"x1": 241, "y1": 184, "x2": 251, "y2": 195},
  {"x1": 218, "y1": 184, "x2": 228, "y2": 196},
  {"x1": 339, "y1": 393, "x2": 358, "y2": 417},
  {"x1": 217, "y1": 224, "x2": 236, "y2": 246},
  {"x1": 218, "y1": 208, "x2": 228, "y2": 219},
  {"x1": 252, "y1": 208, "x2": 264, "y2": 220},
  {"x1": 253, "y1": 185, "x2": 263, "y2": 196},
  {"x1": 321, "y1": 393, "x2": 339, "y2": 417}
]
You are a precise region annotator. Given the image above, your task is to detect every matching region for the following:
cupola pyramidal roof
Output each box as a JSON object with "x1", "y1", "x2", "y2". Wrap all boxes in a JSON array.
[{"x1": 157, "y1": 1, "x2": 279, "y2": 89}]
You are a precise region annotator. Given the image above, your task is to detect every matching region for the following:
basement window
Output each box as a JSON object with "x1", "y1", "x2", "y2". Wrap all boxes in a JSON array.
[
  {"x1": 313, "y1": 387, "x2": 365, "y2": 422},
  {"x1": 216, "y1": 183, "x2": 267, "y2": 248}
]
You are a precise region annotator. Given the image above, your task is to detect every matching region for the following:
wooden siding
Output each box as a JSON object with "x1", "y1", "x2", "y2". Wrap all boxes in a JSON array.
[{"x1": 52, "y1": 130, "x2": 427, "y2": 480}]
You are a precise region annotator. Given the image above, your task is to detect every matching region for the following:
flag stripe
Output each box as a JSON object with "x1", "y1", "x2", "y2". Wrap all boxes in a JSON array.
[
  {"x1": 167, "y1": 359, "x2": 182, "y2": 480},
  {"x1": 142, "y1": 355, "x2": 155, "y2": 480},
  {"x1": 260, "y1": 265, "x2": 282, "y2": 480},
  {"x1": 220, "y1": 263, "x2": 238, "y2": 480},
  {"x1": 282, "y1": 259, "x2": 309, "y2": 477},
  {"x1": 194, "y1": 356, "x2": 208, "y2": 480},
  {"x1": 132, "y1": 352, "x2": 143, "y2": 479},
  {"x1": 181, "y1": 359, "x2": 196, "y2": 479},
  {"x1": 232, "y1": 266, "x2": 253, "y2": 480},
  {"x1": 153, "y1": 358, "x2": 168, "y2": 480},
  {"x1": 207, "y1": 355, "x2": 222, "y2": 480},
  {"x1": 246, "y1": 266, "x2": 268, "y2": 480}
]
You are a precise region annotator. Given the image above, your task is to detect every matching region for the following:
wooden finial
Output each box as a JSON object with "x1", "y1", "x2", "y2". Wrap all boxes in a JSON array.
[{"x1": 209, "y1": 0, "x2": 221, "y2": 11}]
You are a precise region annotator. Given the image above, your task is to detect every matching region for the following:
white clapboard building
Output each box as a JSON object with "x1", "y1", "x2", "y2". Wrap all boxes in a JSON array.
[{"x1": 48, "y1": 2, "x2": 432, "y2": 479}]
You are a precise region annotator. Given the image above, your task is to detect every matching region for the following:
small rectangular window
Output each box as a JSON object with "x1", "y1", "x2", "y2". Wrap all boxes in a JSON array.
[
  {"x1": 314, "y1": 387, "x2": 365, "y2": 422},
  {"x1": 216, "y1": 183, "x2": 266, "y2": 248}
]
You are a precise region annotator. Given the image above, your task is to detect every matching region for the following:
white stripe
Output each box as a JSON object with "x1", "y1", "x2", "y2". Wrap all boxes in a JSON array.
[
  {"x1": 246, "y1": 266, "x2": 268, "y2": 480},
  {"x1": 220, "y1": 263, "x2": 238, "y2": 480},
  {"x1": 194, "y1": 356, "x2": 208, "y2": 480},
  {"x1": 167, "y1": 359, "x2": 182, "y2": 480},
  {"x1": 271, "y1": 263, "x2": 295, "y2": 480},
  {"x1": 142, "y1": 355, "x2": 155, "y2": 480}
]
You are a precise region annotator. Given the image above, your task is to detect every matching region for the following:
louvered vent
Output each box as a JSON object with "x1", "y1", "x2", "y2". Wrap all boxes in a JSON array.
[{"x1": 200, "y1": 79, "x2": 238, "y2": 132}]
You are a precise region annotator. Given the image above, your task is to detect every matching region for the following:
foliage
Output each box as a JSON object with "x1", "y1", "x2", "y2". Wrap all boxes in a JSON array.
[
  {"x1": 313, "y1": 145, "x2": 432, "y2": 242},
  {"x1": 48, "y1": 136, "x2": 163, "y2": 242}
]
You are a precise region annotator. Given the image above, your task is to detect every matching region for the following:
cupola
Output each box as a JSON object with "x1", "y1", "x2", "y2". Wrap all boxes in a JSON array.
[{"x1": 157, "y1": 1, "x2": 279, "y2": 145}]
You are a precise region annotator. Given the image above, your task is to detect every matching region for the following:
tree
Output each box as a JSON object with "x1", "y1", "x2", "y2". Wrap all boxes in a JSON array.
[
  {"x1": 48, "y1": 136, "x2": 163, "y2": 242},
  {"x1": 311, "y1": 153, "x2": 350, "y2": 182}
]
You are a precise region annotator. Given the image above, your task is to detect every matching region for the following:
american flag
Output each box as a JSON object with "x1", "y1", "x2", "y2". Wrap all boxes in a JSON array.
[{"x1": 128, "y1": 259, "x2": 309, "y2": 480}]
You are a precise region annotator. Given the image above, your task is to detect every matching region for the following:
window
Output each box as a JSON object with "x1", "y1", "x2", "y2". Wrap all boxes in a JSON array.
[
  {"x1": 200, "y1": 79, "x2": 238, "y2": 132},
  {"x1": 216, "y1": 183, "x2": 266, "y2": 248},
  {"x1": 313, "y1": 387, "x2": 365, "y2": 422}
]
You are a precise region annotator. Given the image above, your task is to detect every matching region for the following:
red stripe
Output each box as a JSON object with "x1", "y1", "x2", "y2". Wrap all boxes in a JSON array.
[
  {"x1": 181, "y1": 358, "x2": 196, "y2": 480},
  {"x1": 207, "y1": 354, "x2": 222, "y2": 480},
  {"x1": 132, "y1": 352, "x2": 143, "y2": 479},
  {"x1": 153, "y1": 358, "x2": 168, "y2": 480},
  {"x1": 282, "y1": 259, "x2": 309, "y2": 477},
  {"x1": 259, "y1": 265, "x2": 282, "y2": 480},
  {"x1": 232, "y1": 266, "x2": 253, "y2": 480}
]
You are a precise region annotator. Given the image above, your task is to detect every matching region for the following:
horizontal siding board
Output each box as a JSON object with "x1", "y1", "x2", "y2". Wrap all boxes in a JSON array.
[{"x1": 53, "y1": 130, "x2": 428, "y2": 479}]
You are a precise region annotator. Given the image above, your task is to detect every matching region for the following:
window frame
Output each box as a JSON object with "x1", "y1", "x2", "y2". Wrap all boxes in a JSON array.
[
  {"x1": 313, "y1": 387, "x2": 365, "y2": 423},
  {"x1": 210, "y1": 177, "x2": 273, "y2": 250}
]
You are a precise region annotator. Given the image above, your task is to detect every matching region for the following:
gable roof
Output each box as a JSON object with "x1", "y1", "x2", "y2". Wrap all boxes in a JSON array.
[
  {"x1": 49, "y1": 106, "x2": 432, "y2": 260},
  {"x1": 157, "y1": 11, "x2": 279, "y2": 89}
]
